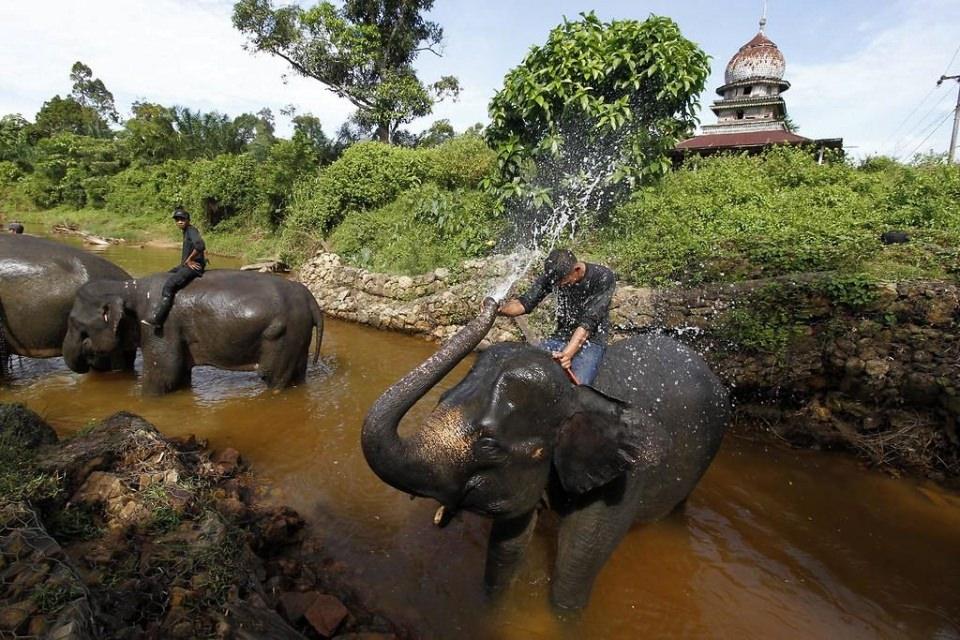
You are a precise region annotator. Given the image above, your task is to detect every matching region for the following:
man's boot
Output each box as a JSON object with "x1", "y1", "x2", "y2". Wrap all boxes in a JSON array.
[{"x1": 141, "y1": 294, "x2": 174, "y2": 332}]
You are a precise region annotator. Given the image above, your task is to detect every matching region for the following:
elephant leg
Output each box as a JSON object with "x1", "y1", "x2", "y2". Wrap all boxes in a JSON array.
[
  {"x1": 141, "y1": 339, "x2": 188, "y2": 395},
  {"x1": 484, "y1": 509, "x2": 538, "y2": 596},
  {"x1": 551, "y1": 481, "x2": 642, "y2": 610},
  {"x1": 258, "y1": 334, "x2": 307, "y2": 389}
]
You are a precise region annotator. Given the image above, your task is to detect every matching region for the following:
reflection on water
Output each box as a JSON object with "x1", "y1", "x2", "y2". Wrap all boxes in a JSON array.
[{"x1": 2, "y1": 235, "x2": 959, "y2": 639}]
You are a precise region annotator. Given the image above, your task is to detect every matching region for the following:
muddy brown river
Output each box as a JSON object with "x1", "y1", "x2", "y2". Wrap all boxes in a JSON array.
[{"x1": 3, "y1": 233, "x2": 959, "y2": 639}]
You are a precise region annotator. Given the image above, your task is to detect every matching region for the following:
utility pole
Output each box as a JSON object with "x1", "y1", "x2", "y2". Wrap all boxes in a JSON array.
[{"x1": 939, "y1": 74, "x2": 960, "y2": 163}]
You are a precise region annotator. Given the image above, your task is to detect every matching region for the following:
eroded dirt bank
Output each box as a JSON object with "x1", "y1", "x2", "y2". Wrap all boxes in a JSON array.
[{"x1": 0, "y1": 403, "x2": 404, "y2": 639}]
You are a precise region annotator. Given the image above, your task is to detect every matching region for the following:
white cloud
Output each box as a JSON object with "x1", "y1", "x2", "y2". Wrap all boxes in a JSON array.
[
  {"x1": 784, "y1": 0, "x2": 960, "y2": 159},
  {"x1": 0, "y1": 0, "x2": 355, "y2": 135}
]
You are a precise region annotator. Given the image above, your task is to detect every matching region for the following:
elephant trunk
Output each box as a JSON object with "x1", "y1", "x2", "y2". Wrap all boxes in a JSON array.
[
  {"x1": 62, "y1": 328, "x2": 90, "y2": 373},
  {"x1": 362, "y1": 297, "x2": 500, "y2": 497}
]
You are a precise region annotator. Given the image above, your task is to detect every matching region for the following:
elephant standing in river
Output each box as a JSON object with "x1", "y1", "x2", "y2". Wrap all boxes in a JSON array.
[
  {"x1": 63, "y1": 270, "x2": 324, "y2": 395},
  {"x1": 0, "y1": 234, "x2": 135, "y2": 373},
  {"x1": 362, "y1": 298, "x2": 730, "y2": 610}
]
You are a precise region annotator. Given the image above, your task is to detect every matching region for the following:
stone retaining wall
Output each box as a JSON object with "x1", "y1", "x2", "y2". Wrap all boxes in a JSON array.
[{"x1": 299, "y1": 252, "x2": 960, "y2": 480}]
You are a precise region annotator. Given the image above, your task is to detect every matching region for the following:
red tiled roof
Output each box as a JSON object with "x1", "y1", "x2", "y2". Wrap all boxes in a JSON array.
[{"x1": 676, "y1": 130, "x2": 811, "y2": 150}]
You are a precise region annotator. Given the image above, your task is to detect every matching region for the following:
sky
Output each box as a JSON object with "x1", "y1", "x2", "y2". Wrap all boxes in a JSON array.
[{"x1": 1, "y1": 0, "x2": 958, "y2": 160}]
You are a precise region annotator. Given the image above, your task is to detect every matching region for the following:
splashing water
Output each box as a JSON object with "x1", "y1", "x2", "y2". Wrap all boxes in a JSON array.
[{"x1": 485, "y1": 121, "x2": 630, "y2": 302}]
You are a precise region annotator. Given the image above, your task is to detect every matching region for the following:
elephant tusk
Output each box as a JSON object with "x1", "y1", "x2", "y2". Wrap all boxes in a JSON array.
[{"x1": 433, "y1": 504, "x2": 455, "y2": 528}]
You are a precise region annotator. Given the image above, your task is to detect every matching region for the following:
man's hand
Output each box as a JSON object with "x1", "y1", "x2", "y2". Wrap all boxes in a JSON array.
[
  {"x1": 498, "y1": 299, "x2": 525, "y2": 317},
  {"x1": 552, "y1": 350, "x2": 573, "y2": 370},
  {"x1": 186, "y1": 260, "x2": 202, "y2": 271}
]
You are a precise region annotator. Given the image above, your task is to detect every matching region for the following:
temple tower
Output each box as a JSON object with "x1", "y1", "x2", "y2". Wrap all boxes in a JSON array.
[{"x1": 702, "y1": 10, "x2": 791, "y2": 135}]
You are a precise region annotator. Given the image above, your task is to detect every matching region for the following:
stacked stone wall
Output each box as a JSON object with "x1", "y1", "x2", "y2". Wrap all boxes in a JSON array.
[{"x1": 299, "y1": 252, "x2": 960, "y2": 480}]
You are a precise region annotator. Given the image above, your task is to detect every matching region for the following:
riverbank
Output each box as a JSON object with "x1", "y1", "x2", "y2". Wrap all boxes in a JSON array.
[
  {"x1": 0, "y1": 404, "x2": 404, "y2": 639},
  {"x1": 4, "y1": 208, "x2": 273, "y2": 263}
]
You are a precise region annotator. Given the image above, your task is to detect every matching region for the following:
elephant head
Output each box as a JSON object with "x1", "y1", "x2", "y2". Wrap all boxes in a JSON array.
[
  {"x1": 362, "y1": 298, "x2": 645, "y2": 522},
  {"x1": 63, "y1": 280, "x2": 134, "y2": 373}
]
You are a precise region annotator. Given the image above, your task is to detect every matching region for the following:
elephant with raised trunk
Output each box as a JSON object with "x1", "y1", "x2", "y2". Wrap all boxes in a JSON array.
[
  {"x1": 64, "y1": 270, "x2": 324, "y2": 395},
  {"x1": 0, "y1": 234, "x2": 135, "y2": 374},
  {"x1": 363, "y1": 298, "x2": 730, "y2": 611}
]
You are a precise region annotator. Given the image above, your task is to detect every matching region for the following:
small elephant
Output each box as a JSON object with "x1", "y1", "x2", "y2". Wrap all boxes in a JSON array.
[
  {"x1": 64, "y1": 270, "x2": 324, "y2": 395},
  {"x1": 362, "y1": 298, "x2": 730, "y2": 611},
  {"x1": 0, "y1": 234, "x2": 135, "y2": 373}
]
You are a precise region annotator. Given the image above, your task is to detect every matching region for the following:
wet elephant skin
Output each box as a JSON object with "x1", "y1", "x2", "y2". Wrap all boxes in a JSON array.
[
  {"x1": 362, "y1": 299, "x2": 731, "y2": 611},
  {"x1": 63, "y1": 269, "x2": 323, "y2": 395},
  {"x1": 0, "y1": 234, "x2": 134, "y2": 367}
]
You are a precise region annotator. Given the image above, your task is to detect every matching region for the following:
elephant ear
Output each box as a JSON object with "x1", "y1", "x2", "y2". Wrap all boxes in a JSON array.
[
  {"x1": 102, "y1": 297, "x2": 124, "y2": 334},
  {"x1": 553, "y1": 386, "x2": 648, "y2": 494}
]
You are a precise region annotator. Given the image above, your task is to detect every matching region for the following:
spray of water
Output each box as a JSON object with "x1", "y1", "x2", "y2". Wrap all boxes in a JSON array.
[{"x1": 486, "y1": 120, "x2": 630, "y2": 302}]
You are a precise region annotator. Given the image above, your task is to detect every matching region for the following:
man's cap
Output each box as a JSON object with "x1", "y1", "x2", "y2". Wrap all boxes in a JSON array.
[
  {"x1": 543, "y1": 248, "x2": 577, "y2": 285},
  {"x1": 172, "y1": 208, "x2": 190, "y2": 221}
]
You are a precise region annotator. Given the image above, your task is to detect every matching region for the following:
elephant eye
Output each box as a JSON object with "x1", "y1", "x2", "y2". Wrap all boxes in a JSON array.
[{"x1": 475, "y1": 435, "x2": 506, "y2": 462}]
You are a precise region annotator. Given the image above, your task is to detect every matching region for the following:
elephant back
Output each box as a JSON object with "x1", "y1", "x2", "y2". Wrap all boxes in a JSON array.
[{"x1": 592, "y1": 334, "x2": 730, "y2": 517}]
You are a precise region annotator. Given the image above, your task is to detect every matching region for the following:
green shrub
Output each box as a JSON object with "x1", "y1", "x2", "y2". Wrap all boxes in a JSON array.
[
  {"x1": 330, "y1": 183, "x2": 501, "y2": 273},
  {"x1": 596, "y1": 147, "x2": 960, "y2": 285},
  {"x1": 181, "y1": 153, "x2": 266, "y2": 227},
  {"x1": 105, "y1": 159, "x2": 192, "y2": 218},
  {"x1": 422, "y1": 134, "x2": 496, "y2": 189}
]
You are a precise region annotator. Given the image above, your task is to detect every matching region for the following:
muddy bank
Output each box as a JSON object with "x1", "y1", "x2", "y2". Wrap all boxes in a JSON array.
[
  {"x1": 300, "y1": 252, "x2": 960, "y2": 483},
  {"x1": 0, "y1": 404, "x2": 403, "y2": 639}
]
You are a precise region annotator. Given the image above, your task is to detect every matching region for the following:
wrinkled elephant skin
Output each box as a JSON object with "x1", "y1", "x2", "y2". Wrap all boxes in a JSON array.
[
  {"x1": 0, "y1": 234, "x2": 134, "y2": 371},
  {"x1": 363, "y1": 298, "x2": 730, "y2": 611},
  {"x1": 63, "y1": 270, "x2": 324, "y2": 395}
]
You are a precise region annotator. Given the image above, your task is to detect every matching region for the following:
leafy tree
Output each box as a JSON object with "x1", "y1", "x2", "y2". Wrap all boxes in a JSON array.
[
  {"x1": 0, "y1": 115, "x2": 31, "y2": 166},
  {"x1": 32, "y1": 95, "x2": 112, "y2": 140},
  {"x1": 232, "y1": 0, "x2": 459, "y2": 143},
  {"x1": 416, "y1": 118, "x2": 455, "y2": 147},
  {"x1": 69, "y1": 61, "x2": 120, "y2": 124},
  {"x1": 485, "y1": 13, "x2": 710, "y2": 211},
  {"x1": 122, "y1": 102, "x2": 179, "y2": 165},
  {"x1": 291, "y1": 113, "x2": 337, "y2": 163}
]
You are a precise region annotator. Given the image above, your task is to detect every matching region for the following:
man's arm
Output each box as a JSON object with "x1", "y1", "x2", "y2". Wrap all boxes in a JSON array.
[
  {"x1": 184, "y1": 228, "x2": 205, "y2": 271},
  {"x1": 554, "y1": 326, "x2": 590, "y2": 370},
  {"x1": 498, "y1": 273, "x2": 551, "y2": 317}
]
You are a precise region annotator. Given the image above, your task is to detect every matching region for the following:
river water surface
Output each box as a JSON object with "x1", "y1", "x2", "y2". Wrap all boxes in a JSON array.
[{"x1": 3, "y1": 233, "x2": 959, "y2": 639}]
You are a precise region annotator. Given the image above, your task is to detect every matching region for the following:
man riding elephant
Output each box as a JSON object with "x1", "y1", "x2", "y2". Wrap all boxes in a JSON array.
[
  {"x1": 141, "y1": 207, "x2": 206, "y2": 331},
  {"x1": 498, "y1": 248, "x2": 616, "y2": 385}
]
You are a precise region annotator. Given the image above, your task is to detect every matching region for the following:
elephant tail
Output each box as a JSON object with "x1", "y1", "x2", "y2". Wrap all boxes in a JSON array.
[{"x1": 308, "y1": 293, "x2": 324, "y2": 366}]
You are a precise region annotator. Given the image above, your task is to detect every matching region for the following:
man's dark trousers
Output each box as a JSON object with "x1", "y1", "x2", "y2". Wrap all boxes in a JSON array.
[{"x1": 150, "y1": 265, "x2": 201, "y2": 326}]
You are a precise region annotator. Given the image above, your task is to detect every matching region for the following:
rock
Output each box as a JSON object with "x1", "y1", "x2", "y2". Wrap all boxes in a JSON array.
[
  {"x1": 864, "y1": 359, "x2": 890, "y2": 378},
  {"x1": 304, "y1": 594, "x2": 348, "y2": 638},
  {"x1": 334, "y1": 634, "x2": 398, "y2": 640},
  {"x1": 0, "y1": 600, "x2": 36, "y2": 631},
  {"x1": 212, "y1": 448, "x2": 242, "y2": 476},
  {"x1": 279, "y1": 590, "x2": 318, "y2": 621},
  {"x1": 0, "y1": 404, "x2": 58, "y2": 448}
]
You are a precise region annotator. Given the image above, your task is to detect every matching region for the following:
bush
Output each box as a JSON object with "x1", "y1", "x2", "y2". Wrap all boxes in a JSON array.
[
  {"x1": 105, "y1": 160, "x2": 192, "y2": 218},
  {"x1": 181, "y1": 153, "x2": 266, "y2": 227},
  {"x1": 595, "y1": 147, "x2": 960, "y2": 285},
  {"x1": 422, "y1": 134, "x2": 496, "y2": 189},
  {"x1": 285, "y1": 142, "x2": 429, "y2": 235},
  {"x1": 330, "y1": 183, "x2": 502, "y2": 273}
]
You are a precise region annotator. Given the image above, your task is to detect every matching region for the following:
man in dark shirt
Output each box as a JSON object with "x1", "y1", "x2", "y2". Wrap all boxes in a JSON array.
[
  {"x1": 498, "y1": 248, "x2": 616, "y2": 385},
  {"x1": 142, "y1": 207, "x2": 206, "y2": 330},
  {"x1": 7, "y1": 222, "x2": 24, "y2": 234}
]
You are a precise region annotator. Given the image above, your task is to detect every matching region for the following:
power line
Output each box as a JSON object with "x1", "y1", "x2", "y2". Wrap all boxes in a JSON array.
[
  {"x1": 942, "y1": 43, "x2": 960, "y2": 76},
  {"x1": 902, "y1": 110, "x2": 953, "y2": 160},
  {"x1": 881, "y1": 43, "x2": 960, "y2": 155},
  {"x1": 891, "y1": 90, "x2": 954, "y2": 158}
]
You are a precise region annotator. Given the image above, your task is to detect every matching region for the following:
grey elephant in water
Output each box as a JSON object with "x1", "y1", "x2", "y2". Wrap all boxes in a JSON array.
[
  {"x1": 0, "y1": 234, "x2": 135, "y2": 373},
  {"x1": 63, "y1": 270, "x2": 324, "y2": 395},
  {"x1": 363, "y1": 298, "x2": 730, "y2": 611}
]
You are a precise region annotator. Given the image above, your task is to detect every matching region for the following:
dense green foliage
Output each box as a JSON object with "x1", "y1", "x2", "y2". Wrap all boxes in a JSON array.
[
  {"x1": 486, "y1": 13, "x2": 710, "y2": 208},
  {"x1": 330, "y1": 183, "x2": 501, "y2": 273},
  {"x1": 593, "y1": 148, "x2": 960, "y2": 286},
  {"x1": 232, "y1": 0, "x2": 459, "y2": 143},
  {"x1": 282, "y1": 134, "x2": 497, "y2": 262}
]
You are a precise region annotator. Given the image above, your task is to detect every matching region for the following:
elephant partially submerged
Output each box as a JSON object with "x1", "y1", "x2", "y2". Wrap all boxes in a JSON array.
[
  {"x1": 64, "y1": 270, "x2": 324, "y2": 395},
  {"x1": 363, "y1": 298, "x2": 730, "y2": 611},
  {"x1": 0, "y1": 234, "x2": 135, "y2": 374}
]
